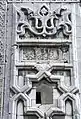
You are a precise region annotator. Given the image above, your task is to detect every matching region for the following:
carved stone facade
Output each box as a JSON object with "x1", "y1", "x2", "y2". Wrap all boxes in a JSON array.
[{"x1": 1, "y1": 1, "x2": 81, "y2": 119}]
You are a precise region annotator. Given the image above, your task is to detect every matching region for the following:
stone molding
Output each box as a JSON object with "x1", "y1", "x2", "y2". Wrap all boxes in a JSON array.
[{"x1": 7, "y1": 0, "x2": 79, "y2": 3}]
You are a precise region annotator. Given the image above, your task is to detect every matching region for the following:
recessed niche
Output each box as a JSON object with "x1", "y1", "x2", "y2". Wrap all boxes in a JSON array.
[
  {"x1": 24, "y1": 115, "x2": 38, "y2": 119},
  {"x1": 16, "y1": 100, "x2": 24, "y2": 119},
  {"x1": 52, "y1": 115, "x2": 65, "y2": 119},
  {"x1": 17, "y1": 68, "x2": 38, "y2": 87},
  {"x1": 65, "y1": 99, "x2": 73, "y2": 117},
  {"x1": 51, "y1": 69, "x2": 71, "y2": 87}
]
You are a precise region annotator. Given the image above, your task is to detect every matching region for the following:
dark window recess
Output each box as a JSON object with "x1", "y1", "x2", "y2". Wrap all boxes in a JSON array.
[{"x1": 36, "y1": 92, "x2": 41, "y2": 104}]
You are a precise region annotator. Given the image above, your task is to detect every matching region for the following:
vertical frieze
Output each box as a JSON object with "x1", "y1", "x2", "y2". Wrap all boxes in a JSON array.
[{"x1": 0, "y1": 0, "x2": 6, "y2": 118}]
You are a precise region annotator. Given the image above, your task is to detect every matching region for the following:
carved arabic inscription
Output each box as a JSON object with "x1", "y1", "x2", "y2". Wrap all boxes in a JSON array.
[{"x1": 19, "y1": 46, "x2": 70, "y2": 63}]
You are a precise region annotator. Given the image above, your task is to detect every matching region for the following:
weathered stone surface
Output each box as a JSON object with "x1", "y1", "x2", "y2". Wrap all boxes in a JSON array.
[
  {"x1": 0, "y1": 1, "x2": 6, "y2": 118},
  {"x1": 2, "y1": 1, "x2": 81, "y2": 119},
  {"x1": 17, "y1": 5, "x2": 72, "y2": 38}
]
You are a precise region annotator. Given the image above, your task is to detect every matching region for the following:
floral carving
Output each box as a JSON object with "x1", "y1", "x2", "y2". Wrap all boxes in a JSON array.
[{"x1": 17, "y1": 5, "x2": 72, "y2": 38}]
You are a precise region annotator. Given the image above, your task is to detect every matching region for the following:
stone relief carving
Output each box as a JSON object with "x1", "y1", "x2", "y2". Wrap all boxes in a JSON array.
[
  {"x1": 0, "y1": 1, "x2": 5, "y2": 39},
  {"x1": 9, "y1": 2, "x2": 79, "y2": 119},
  {"x1": 19, "y1": 45, "x2": 70, "y2": 63},
  {"x1": 0, "y1": 1, "x2": 5, "y2": 117},
  {"x1": 17, "y1": 69, "x2": 38, "y2": 88},
  {"x1": 17, "y1": 5, "x2": 72, "y2": 38},
  {"x1": 51, "y1": 69, "x2": 71, "y2": 87},
  {"x1": 0, "y1": 1, "x2": 5, "y2": 66},
  {"x1": 10, "y1": 61, "x2": 79, "y2": 119}
]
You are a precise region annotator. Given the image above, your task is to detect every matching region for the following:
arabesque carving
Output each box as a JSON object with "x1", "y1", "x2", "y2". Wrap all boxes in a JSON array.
[{"x1": 17, "y1": 5, "x2": 72, "y2": 38}]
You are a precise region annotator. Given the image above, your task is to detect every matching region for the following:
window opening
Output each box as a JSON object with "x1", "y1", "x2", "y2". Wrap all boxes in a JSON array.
[{"x1": 36, "y1": 92, "x2": 41, "y2": 104}]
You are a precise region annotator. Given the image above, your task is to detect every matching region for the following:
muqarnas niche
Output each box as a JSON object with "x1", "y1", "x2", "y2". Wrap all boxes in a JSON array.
[{"x1": 19, "y1": 45, "x2": 70, "y2": 63}]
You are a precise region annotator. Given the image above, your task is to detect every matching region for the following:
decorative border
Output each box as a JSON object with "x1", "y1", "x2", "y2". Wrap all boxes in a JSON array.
[
  {"x1": 0, "y1": 1, "x2": 5, "y2": 117},
  {"x1": 7, "y1": 0, "x2": 79, "y2": 3}
]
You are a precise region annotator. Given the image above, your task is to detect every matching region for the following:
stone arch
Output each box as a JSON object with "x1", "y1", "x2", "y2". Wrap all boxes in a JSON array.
[
  {"x1": 10, "y1": 93, "x2": 31, "y2": 119},
  {"x1": 58, "y1": 93, "x2": 76, "y2": 113}
]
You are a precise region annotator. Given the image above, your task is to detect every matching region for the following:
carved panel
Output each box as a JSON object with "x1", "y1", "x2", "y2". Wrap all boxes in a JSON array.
[
  {"x1": 17, "y1": 69, "x2": 38, "y2": 87},
  {"x1": 19, "y1": 45, "x2": 70, "y2": 63},
  {"x1": 18, "y1": 68, "x2": 38, "y2": 75},
  {"x1": 17, "y1": 5, "x2": 72, "y2": 38},
  {"x1": 51, "y1": 69, "x2": 71, "y2": 86}
]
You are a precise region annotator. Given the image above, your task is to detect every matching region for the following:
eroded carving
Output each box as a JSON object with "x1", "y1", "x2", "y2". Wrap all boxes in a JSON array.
[
  {"x1": 17, "y1": 69, "x2": 38, "y2": 87},
  {"x1": 0, "y1": 1, "x2": 5, "y2": 39},
  {"x1": 51, "y1": 69, "x2": 71, "y2": 87},
  {"x1": 17, "y1": 5, "x2": 72, "y2": 38},
  {"x1": 0, "y1": 1, "x2": 5, "y2": 116},
  {"x1": 19, "y1": 45, "x2": 70, "y2": 63},
  {"x1": 0, "y1": 41, "x2": 4, "y2": 64}
]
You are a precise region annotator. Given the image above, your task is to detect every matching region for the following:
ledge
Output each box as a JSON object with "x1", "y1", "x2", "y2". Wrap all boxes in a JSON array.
[
  {"x1": 16, "y1": 39, "x2": 72, "y2": 46},
  {"x1": 15, "y1": 62, "x2": 73, "y2": 68}
]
